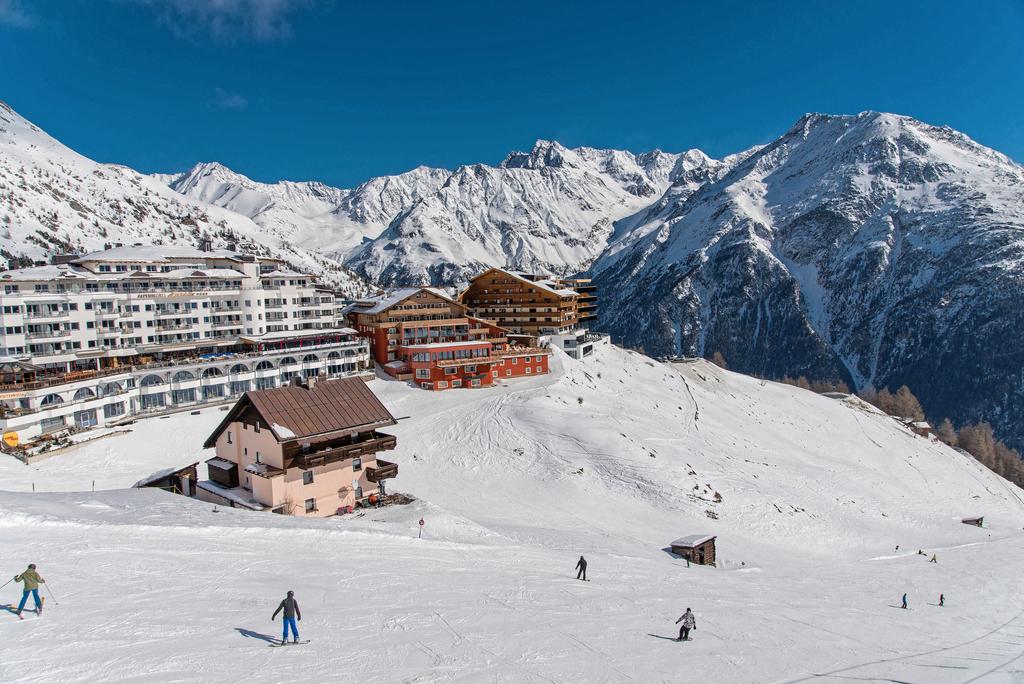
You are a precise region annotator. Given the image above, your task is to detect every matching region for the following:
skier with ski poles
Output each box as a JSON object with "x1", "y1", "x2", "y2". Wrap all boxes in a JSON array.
[
  {"x1": 271, "y1": 590, "x2": 301, "y2": 645},
  {"x1": 13, "y1": 564, "x2": 45, "y2": 619},
  {"x1": 675, "y1": 608, "x2": 696, "y2": 641}
]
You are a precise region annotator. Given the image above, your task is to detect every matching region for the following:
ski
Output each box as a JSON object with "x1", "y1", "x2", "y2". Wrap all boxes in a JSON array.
[{"x1": 269, "y1": 640, "x2": 310, "y2": 647}]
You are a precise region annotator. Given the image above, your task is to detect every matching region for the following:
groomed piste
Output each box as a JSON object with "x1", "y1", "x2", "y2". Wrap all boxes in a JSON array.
[{"x1": 1, "y1": 345, "x2": 1023, "y2": 682}]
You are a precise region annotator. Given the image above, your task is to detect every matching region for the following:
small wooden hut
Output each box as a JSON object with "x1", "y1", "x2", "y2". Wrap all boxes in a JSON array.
[
  {"x1": 670, "y1": 534, "x2": 717, "y2": 566},
  {"x1": 961, "y1": 516, "x2": 984, "y2": 528},
  {"x1": 134, "y1": 463, "x2": 199, "y2": 497}
]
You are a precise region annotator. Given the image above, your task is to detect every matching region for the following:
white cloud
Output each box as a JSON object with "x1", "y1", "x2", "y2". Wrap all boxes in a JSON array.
[
  {"x1": 0, "y1": 0, "x2": 34, "y2": 28},
  {"x1": 126, "y1": 0, "x2": 313, "y2": 42},
  {"x1": 213, "y1": 87, "x2": 248, "y2": 110}
]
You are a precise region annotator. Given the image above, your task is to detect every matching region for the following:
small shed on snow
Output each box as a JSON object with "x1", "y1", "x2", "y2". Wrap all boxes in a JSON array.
[
  {"x1": 134, "y1": 463, "x2": 199, "y2": 497},
  {"x1": 670, "y1": 534, "x2": 717, "y2": 566},
  {"x1": 961, "y1": 516, "x2": 984, "y2": 528}
]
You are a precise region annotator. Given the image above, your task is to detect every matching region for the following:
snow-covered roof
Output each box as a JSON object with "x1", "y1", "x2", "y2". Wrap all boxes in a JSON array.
[
  {"x1": 383, "y1": 360, "x2": 409, "y2": 369},
  {"x1": 350, "y1": 287, "x2": 456, "y2": 315},
  {"x1": 479, "y1": 268, "x2": 579, "y2": 298},
  {"x1": 911, "y1": 421, "x2": 931, "y2": 429},
  {"x1": 75, "y1": 245, "x2": 241, "y2": 263},
  {"x1": 205, "y1": 457, "x2": 236, "y2": 471},
  {"x1": 0, "y1": 264, "x2": 94, "y2": 281},
  {"x1": 670, "y1": 534, "x2": 716, "y2": 548},
  {"x1": 195, "y1": 481, "x2": 266, "y2": 510}
]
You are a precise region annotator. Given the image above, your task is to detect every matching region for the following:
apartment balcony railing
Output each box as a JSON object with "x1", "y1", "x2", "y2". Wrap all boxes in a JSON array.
[
  {"x1": 25, "y1": 310, "x2": 69, "y2": 319},
  {"x1": 365, "y1": 459, "x2": 398, "y2": 483},
  {"x1": 293, "y1": 432, "x2": 397, "y2": 469},
  {"x1": 24, "y1": 329, "x2": 71, "y2": 339}
]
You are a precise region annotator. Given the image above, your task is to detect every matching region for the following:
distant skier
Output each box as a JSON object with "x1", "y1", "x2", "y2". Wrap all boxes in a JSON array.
[
  {"x1": 930, "y1": 554, "x2": 937, "y2": 563},
  {"x1": 575, "y1": 555, "x2": 587, "y2": 581},
  {"x1": 675, "y1": 608, "x2": 696, "y2": 641},
  {"x1": 271, "y1": 590, "x2": 301, "y2": 644},
  {"x1": 901, "y1": 593, "x2": 908, "y2": 609},
  {"x1": 13, "y1": 563, "x2": 45, "y2": 618},
  {"x1": 895, "y1": 545, "x2": 899, "y2": 552},
  {"x1": 939, "y1": 593, "x2": 945, "y2": 607}
]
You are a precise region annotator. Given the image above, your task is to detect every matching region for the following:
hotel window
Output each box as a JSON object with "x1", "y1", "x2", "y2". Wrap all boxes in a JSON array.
[
  {"x1": 470, "y1": 379, "x2": 481, "y2": 387},
  {"x1": 352, "y1": 457, "x2": 362, "y2": 472},
  {"x1": 304, "y1": 498, "x2": 317, "y2": 513},
  {"x1": 415, "y1": 369, "x2": 430, "y2": 379},
  {"x1": 524, "y1": 356, "x2": 531, "y2": 362},
  {"x1": 512, "y1": 358, "x2": 518, "y2": 365},
  {"x1": 506, "y1": 369, "x2": 511, "y2": 376},
  {"x1": 303, "y1": 470, "x2": 314, "y2": 485},
  {"x1": 526, "y1": 367, "x2": 532, "y2": 374},
  {"x1": 437, "y1": 381, "x2": 448, "y2": 389},
  {"x1": 492, "y1": 371, "x2": 498, "y2": 378},
  {"x1": 536, "y1": 366, "x2": 542, "y2": 373}
]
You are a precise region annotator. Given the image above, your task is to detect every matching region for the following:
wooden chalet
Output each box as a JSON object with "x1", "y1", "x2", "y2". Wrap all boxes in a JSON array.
[
  {"x1": 670, "y1": 534, "x2": 717, "y2": 566},
  {"x1": 199, "y1": 376, "x2": 398, "y2": 517},
  {"x1": 459, "y1": 268, "x2": 581, "y2": 336}
]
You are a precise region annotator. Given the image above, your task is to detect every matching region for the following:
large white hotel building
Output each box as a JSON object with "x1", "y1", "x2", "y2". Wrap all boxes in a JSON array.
[{"x1": 0, "y1": 244, "x2": 371, "y2": 443}]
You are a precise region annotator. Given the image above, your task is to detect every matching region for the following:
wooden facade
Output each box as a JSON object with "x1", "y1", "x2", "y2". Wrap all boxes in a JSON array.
[
  {"x1": 670, "y1": 535, "x2": 717, "y2": 566},
  {"x1": 460, "y1": 268, "x2": 581, "y2": 336},
  {"x1": 346, "y1": 287, "x2": 551, "y2": 391}
]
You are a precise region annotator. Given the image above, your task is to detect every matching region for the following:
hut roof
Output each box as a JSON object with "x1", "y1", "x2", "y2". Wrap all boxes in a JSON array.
[{"x1": 671, "y1": 534, "x2": 716, "y2": 548}]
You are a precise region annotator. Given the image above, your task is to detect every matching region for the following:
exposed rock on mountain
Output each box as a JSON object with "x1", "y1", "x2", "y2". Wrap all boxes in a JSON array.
[{"x1": 592, "y1": 111, "x2": 1024, "y2": 447}]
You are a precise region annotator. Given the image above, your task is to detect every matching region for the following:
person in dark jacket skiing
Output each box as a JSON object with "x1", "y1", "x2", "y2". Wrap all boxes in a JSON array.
[
  {"x1": 14, "y1": 564, "x2": 45, "y2": 618},
  {"x1": 271, "y1": 590, "x2": 301, "y2": 644},
  {"x1": 939, "y1": 593, "x2": 944, "y2": 607},
  {"x1": 676, "y1": 608, "x2": 696, "y2": 641},
  {"x1": 901, "y1": 593, "x2": 908, "y2": 609},
  {"x1": 575, "y1": 556, "x2": 587, "y2": 581}
]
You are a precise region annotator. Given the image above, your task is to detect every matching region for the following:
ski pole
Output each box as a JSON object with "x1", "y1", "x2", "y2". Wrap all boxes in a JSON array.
[
  {"x1": 0, "y1": 577, "x2": 14, "y2": 591},
  {"x1": 44, "y1": 583, "x2": 58, "y2": 606}
]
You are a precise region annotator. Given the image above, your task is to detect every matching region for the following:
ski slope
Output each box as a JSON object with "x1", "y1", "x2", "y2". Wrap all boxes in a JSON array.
[{"x1": 1, "y1": 345, "x2": 1023, "y2": 683}]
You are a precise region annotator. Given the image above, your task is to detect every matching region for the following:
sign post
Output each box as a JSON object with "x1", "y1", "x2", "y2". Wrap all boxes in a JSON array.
[{"x1": 418, "y1": 517, "x2": 424, "y2": 539}]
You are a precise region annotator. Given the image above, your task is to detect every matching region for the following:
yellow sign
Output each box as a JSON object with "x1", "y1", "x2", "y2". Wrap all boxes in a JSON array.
[{"x1": 2, "y1": 431, "x2": 19, "y2": 448}]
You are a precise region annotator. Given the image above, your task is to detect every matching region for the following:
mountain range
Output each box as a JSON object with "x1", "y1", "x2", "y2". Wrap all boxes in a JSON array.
[{"x1": 2, "y1": 101, "x2": 1023, "y2": 450}]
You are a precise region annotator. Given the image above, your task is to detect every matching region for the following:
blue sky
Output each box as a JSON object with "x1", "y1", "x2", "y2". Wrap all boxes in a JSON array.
[{"x1": 2, "y1": 1, "x2": 1023, "y2": 187}]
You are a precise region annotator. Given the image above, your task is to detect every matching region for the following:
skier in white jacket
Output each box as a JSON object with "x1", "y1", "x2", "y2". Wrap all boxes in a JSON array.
[{"x1": 675, "y1": 608, "x2": 696, "y2": 641}]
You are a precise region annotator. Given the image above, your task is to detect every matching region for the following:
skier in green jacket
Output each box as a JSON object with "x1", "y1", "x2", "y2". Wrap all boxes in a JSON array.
[{"x1": 14, "y1": 564, "x2": 45, "y2": 618}]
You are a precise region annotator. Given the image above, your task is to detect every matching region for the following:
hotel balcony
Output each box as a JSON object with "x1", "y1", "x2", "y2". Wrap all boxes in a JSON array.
[
  {"x1": 292, "y1": 431, "x2": 397, "y2": 469},
  {"x1": 365, "y1": 459, "x2": 399, "y2": 483}
]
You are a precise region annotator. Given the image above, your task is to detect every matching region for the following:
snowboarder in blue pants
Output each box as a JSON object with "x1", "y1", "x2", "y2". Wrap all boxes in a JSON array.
[
  {"x1": 272, "y1": 590, "x2": 301, "y2": 644},
  {"x1": 14, "y1": 564, "x2": 45, "y2": 618}
]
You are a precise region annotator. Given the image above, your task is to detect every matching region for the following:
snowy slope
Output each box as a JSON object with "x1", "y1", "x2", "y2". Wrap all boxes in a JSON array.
[
  {"x1": 592, "y1": 111, "x2": 1024, "y2": 448},
  {"x1": 0, "y1": 102, "x2": 368, "y2": 293},
  {"x1": 2, "y1": 345, "x2": 1023, "y2": 682},
  {"x1": 345, "y1": 142, "x2": 698, "y2": 285}
]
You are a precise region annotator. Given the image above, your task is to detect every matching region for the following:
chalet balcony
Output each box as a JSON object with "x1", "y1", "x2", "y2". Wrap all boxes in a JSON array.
[
  {"x1": 435, "y1": 356, "x2": 501, "y2": 368},
  {"x1": 293, "y1": 431, "x2": 397, "y2": 469},
  {"x1": 366, "y1": 459, "x2": 398, "y2": 482}
]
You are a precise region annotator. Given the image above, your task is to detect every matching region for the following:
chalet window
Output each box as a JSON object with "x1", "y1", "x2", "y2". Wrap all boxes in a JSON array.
[
  {"x1": 304, "y1": 498, "x2": 317, "y2": 513},
  {"x1": 303, "y1": 470, "x2": 314, "y2": 485},
  {"x1": 536, "y1": 366, "x2": 542, "y2": 373},
  {"x1": 524, "y1": 356, "x2": 531, "y2": 362},
  {"x1": 227, "y1": 431, "x2": 233, "y2": 444},
  {"x1": 301, "y1": 443, "x2": 311, "y2": 455},
  {"x1": 492, "y1": 371, "x2": 498, "y2": 378},
  {"x1": 526, "y1": 367, "x2": 532, "y2": 374},
  {"x1": 254, "y1": 422, "x2": 260, "y2": 433},
  {"x1": 444, "y1": 367, "x2": 457, "y2": 375},
  {"x1": 512, "y1": 358, "x2": 518, "y2": 365},
  {"x1": 415, "y1": 369, "x2": 430, "y2": 379},
  {"x1": 506, "y1": 370, "x2": 511, "y2": 376},
  {"x1": 352, "y1": 457, "x2": 362, "y2": 472},
  {"x1": 470, "y1": 379, "x2": 481, "y2": 388},
  {"x1": 437, "y1": 381, "x2": 448, "y2": 389}
]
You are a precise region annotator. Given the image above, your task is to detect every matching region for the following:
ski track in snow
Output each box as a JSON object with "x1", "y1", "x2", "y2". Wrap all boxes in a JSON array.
[{"x1": 0, "y1": 346, "x2": 1023, "y2": 682}]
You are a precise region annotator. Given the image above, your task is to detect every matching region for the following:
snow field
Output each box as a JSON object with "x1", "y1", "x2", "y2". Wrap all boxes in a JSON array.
[{"x1": 1, "y1": 345, "x2": 1023, "y2": 682}]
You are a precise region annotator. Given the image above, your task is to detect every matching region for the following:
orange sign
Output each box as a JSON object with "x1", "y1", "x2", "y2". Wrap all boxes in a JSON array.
[{"x1": 2, "y1": 431, "x2": 19, "y2": 448}]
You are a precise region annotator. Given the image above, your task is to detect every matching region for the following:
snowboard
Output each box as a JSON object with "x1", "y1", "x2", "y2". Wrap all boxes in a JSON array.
[{"x1": 269, "y1": 640, "x2": 310, "y2": 647}]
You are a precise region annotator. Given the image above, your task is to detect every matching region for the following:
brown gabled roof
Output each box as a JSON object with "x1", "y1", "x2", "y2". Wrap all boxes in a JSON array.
[{"x1": 203, "y1": 377, "x2": 396, "y2": 448}]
